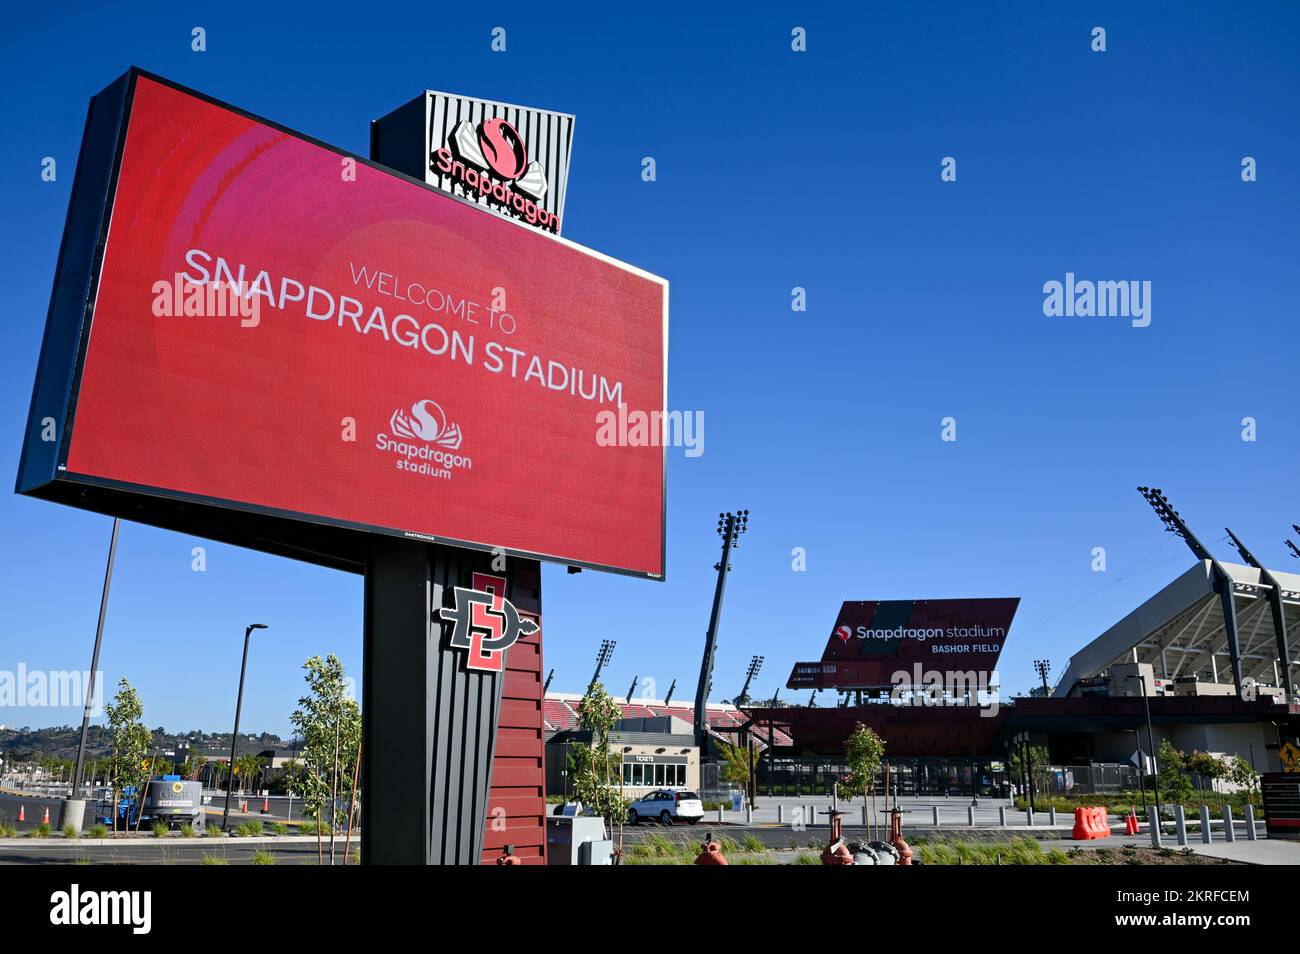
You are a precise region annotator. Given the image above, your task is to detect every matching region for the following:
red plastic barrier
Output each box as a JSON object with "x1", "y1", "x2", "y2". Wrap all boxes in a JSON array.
[{"x1": 1072, "y1": 806, "x2": 1111, "y2": 840}]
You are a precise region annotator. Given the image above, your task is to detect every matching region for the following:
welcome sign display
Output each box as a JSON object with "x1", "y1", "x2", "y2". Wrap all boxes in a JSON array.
[{"x1": 18, "y1": 70, "x2": 667, "y2": 579}]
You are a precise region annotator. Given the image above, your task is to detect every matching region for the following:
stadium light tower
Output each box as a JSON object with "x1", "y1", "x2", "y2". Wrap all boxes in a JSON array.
[
  {"x1": 543, "y1": 668, "x2": 554, "y2": 695},
  {"x1": 1033, "y1": 659, "x2": 1051, "y2": 697},
  {"x1": 587, "y1": 639, "x2": 616, "y2": 694},
  {"x1": 694, "y1": 510, "x2": 749, "y2": 750},
  {"x1": 625, "y1": 675, "x2": 639, "y2": 704},
  {"x1": 736, "y1": 655, "x2": 764, "y2": 707},
  {"x1": 1287, "y1": 525, "x2": 1300, "y2": 560},
  {"x1": 1226, "y1": 528, "x2": 1294, "y2": 702},
  {"x1": 1138, "y1": 487, "x2": 1246, "y2": 697},
  {"x1": 663, "y1": 678, "x2": 677, "y2": 705}
]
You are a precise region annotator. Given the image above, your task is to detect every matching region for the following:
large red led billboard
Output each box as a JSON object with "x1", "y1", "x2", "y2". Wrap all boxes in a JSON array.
[
  {"x1": 786, "y1": 598, "x2": 1020, "y2": 689},
  {"x1": 20, "y1": 72, "x2": 667, "y2": 578}
]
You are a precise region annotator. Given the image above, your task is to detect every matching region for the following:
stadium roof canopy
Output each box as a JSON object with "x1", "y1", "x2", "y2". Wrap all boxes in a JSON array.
[{"x1": 1054, "y1": 560, "x2": 1300, "y2": 697}]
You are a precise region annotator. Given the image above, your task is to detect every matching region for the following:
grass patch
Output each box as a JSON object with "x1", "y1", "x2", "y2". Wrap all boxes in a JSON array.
[
  {"x1": 233, "y1": 820, "x2": 264, "y2": 837},
  {"x1": 794, "y1": 853, "x2": 821, "y2": 864},
  {"x1": 152, "y1": 822, "x2": 169, "y2": 838},
  {"x1": 86, "y1": 824, "x2": 108, "y2": 839},
  {"x1": 740, "y1": 834, "x2": 766, "y2": 853},
  {"x1": 71, "y1": 857, "x2": 92, "y2": 865},
  {"x1": 268, "y1": 822, "x2": 289, "y2": 836},
  {"x1": 179, "y1": 823, "x2": 197, "y2": 838},
  {"x1": 63, "y1": 825, "x2": 80, "y2": 839},
  {"x1": 298, "y1": 818, "x2": 336, "y2": 836},
  {"x1": 30, "y1": 822, "x2": 51, "y2": 838},
  {"x1": 205, "y1": 823, "x2": 225, "y2": 837},
  {"x1": 916, "y1": 836, "x2": 1053, "y2": 866},
  {"x1": 251, "y1": 850, "x2": 278, "y2": 865},
  {"x1": 200, "y1": 854, "x2": 229, "y2": 865}
]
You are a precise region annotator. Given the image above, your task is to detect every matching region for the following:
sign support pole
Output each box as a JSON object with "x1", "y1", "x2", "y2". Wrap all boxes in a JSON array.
[{"x1": 361, "y1": 538, "x2": 533, "y2": 865}]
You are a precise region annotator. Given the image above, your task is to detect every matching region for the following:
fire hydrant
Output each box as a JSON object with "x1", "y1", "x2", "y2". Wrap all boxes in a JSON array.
[
  {"x1": 889, "y1": 807, "x2": 913, "y2": 865},
  {"x1": 821, "y1": 809, "x2": 854, "y2": 865},
  {"x1": 694, "y1": 832, "x2": 729, "y2": 865}
]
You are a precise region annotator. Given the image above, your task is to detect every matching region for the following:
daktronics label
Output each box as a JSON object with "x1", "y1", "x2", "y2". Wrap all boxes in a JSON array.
[{"x1": 57, "y1": 75, "x2": 666, "y2": 578}]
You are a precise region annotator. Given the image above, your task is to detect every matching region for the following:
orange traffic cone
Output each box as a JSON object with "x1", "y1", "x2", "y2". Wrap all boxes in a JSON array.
[
  {"x1": 17, "y1": 804, "x2": 25, "y2": 823},
  {"x1": 1125, "y1": 810, "x2": 1140, "y2": 835},
  {"x1": 42, "y1": 806, "x2": 50, "y2": 825},
  {"x1": 262, "y1": 795, "x2": 270, "y2": 814}
]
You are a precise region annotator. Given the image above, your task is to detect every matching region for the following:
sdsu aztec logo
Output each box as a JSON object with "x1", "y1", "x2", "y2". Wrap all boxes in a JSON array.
[
  {"x1": 433, "y1": 118, "x2": 559, "y2": 233},
  {"x1": 375, "y1": 398, "x2": 473, "y2": 480},
  {"x1": 439, "y1": 572, "x2": 540, "y2": 672}
]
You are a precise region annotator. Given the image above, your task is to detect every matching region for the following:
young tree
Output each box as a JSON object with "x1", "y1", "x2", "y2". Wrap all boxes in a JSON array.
[
  {"x1": 569, "y1": 682, "x2": 627, "y2": 833},
  {"x1": 844, "y1": 723, "x2": 886, "y2": 838},
  {"x1": 1157, "y1": 738, "x2": 1194, "y2": 804},
  {"x1": 1227, "y1": 755, "x2": 1260, "y2": 805},
  {"x1": 717, "y1": 740, "x2": 759, "y2": 795},
  {"x1": 287, "y1": 655, "x2": 360, "y2": 865},
  {"x1": 104, "y1": 679, "x2": 152, "y2": 833},
  {"x1": 1008, "y1": 744, "x2": 1053, "y2": 800},
  {"x1": 234, "y1": 753, "x2": 266, "y2": 796}
]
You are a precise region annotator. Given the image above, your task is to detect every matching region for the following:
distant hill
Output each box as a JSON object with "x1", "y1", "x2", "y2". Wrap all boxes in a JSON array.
[{"x1": 0, "y1": 725, "x2": 288, "y2": 764}]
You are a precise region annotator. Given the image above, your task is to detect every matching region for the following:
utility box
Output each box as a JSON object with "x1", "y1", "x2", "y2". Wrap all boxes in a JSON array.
[
  {"x1": 546, "y1": 815, "x2": 613, "y2": 865},
  {"x1": 1261, "y1": 772, "x2": 1300, "y2": 840}
]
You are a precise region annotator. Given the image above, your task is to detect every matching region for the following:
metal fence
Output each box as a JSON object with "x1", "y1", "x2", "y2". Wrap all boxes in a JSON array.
[{"x1": 1045, "y1": 764, "x2": 1142, "y2": 795}]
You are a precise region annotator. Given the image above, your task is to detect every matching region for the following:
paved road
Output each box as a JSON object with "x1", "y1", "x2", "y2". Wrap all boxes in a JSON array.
[{"x1": 0, "y1": 836, "x2": 344, "y2": 865}]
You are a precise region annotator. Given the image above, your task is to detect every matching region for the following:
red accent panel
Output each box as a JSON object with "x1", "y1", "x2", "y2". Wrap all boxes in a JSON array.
[{"x1": 481, "y1": 564, "x2": 546, "y2": 864}]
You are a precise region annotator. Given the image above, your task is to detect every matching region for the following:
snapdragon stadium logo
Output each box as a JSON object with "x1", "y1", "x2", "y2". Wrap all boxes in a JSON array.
[
  {"x1": 438, "y1": 573, "x2": 540, "y2": 672},
  {"x1": 390, "y1": 398, "x2": 462, "y2": 449},
  {"x1": 376, "y1": 398, "x2": 472, "y2": 480},
  {"x1": 433, "y1": 118, "x2": 559, "y2": 233}
]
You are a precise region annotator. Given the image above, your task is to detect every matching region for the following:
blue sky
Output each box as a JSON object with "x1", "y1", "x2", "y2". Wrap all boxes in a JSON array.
[{"x1": 1, "y1": 2, "x2": 1296, "y2": 735}]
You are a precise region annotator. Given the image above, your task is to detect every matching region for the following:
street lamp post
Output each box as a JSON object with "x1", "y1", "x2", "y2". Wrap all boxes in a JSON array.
[
  {"x1": 222, "y1": 623, "x2": 267, "y2": 831},
  {"x1": 1126, "y1": 673, "x2": 1162, "y2": 824}
]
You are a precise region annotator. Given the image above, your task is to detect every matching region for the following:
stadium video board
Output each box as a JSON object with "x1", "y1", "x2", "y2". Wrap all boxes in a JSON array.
[{"x1": 17, "y1": 70, "x2": 668, "y2": 579}]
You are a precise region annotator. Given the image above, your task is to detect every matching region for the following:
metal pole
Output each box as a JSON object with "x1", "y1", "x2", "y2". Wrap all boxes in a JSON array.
[
  {"x1": 1139, "y1": 674, "x2": 1162, "y2": 822},
  {"x1": 695, "y1": 515, "x2": 737, "y2": 750},
  {"x1": 72, "y1": 518, "x2": 119, "y2": 795},
  {"x1": 222, "y1": 628, "x2": 253, "y2": 831}
]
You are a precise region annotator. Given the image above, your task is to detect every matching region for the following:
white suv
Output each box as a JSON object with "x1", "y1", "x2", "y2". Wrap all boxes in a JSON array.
[{"x1": 627, "y1": 789, "x2": 705, "y2": 826}]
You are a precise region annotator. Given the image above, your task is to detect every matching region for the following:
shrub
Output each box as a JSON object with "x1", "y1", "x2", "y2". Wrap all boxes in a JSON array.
[
  {"x1": 251, "y1": 850, "x2": 277, "y2": 865},
  {"x1": 30, "y1": 822, "x2": 51, "y2": 838},
  {"x1": 179, "y1": 823, "x2": 197, "y2": 838},
  {"x1": 741, "y1": 834, "x2": 766, "y2": 853},
  {"x1": 87, "y1": 824, "x2": 108, "y2": 839},
  {"x1": 268, "y1": 822, "x2": 289, "y2": 836},
  {"x1": 200, "y1": 854, "x2": 229, "y2": 865},
  {"x1": 233, "y1": 820, "x2": 263, "y2": 837},
  {"x1": 152, "y1": 822, "x2": 169, "y2": 837}
]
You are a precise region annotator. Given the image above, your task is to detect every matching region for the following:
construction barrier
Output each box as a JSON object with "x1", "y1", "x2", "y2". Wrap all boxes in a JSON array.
[{"x1": 1072, "y1": 806, "x2": 1111, "y2": 840}]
